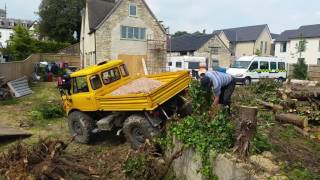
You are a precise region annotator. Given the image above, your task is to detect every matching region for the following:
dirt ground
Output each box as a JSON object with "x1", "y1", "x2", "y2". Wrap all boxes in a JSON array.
[{"x1": 0, "y1": 82, "x2": 131, "y2": 179}]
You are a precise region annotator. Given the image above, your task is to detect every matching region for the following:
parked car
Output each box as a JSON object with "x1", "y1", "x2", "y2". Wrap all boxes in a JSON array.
[{"x1": 226, "y1": 56, "x2": 287, "y2": 85}]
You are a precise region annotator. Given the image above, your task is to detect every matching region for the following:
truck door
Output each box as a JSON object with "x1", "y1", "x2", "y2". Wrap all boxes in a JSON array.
[{"x1": 70, "y1": 76, "x2": 95, "y2": 111}]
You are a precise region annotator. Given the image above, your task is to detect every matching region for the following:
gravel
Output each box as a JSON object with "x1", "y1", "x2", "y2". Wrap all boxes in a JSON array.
[{"x1": 110, "y1": 77, "x2": 163, "y2": 96}]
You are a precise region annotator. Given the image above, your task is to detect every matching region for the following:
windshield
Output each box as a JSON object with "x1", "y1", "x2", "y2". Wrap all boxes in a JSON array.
[{"x1": 230, "y1": 61, "x2": 251, "y2": 69}]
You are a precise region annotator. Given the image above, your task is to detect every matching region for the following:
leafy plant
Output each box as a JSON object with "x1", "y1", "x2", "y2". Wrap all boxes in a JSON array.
[
  {"x1": 251, "y1": 131, "x2": 272, "y2": 154},
  {"x1": 34, "y1": 102, "x2": 64, "y2": 119},
  {"x1": 189, "y1": 80, "x2": 213, "y2": 115},
  {"x1": 122, "y1": 154, "x2": 149, "y2": 180}
]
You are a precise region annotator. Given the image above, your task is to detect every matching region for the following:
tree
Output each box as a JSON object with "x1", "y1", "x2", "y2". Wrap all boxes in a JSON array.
[
  {"x1": 293, "y1": 58, "x2": 308, "y2": 80},
  {"x1": 38, "y1": 0, "x2": 85, "y2": 43},
  {"x1": 172, "y1": 31, "x2": 190, "y2": 38},
  {"x1": 3, "y1": 25, "x2": 69, "y2": 61},
  {"x1": 254, "y1": 49, "x2": 262, "y2": 56},
  {"x1": 293, "y1": 33, "x2": 308, "y2": 80}
]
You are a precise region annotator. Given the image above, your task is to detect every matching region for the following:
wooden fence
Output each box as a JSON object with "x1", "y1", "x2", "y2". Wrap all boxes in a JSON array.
[
  {"x1": 0, "y1": 53, "x2": 80, "y2": 82},
  {"x1": 288, "y1": 64, "x2": 320, "y2": 81}
]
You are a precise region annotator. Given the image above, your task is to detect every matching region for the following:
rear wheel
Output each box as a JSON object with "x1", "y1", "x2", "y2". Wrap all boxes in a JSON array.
[
  {"x1": 68, "y1": 111, "x2": 95, "y2": 144},
  {"x1": 123, "y1": 114, "x2": 158, "y2": 149}
]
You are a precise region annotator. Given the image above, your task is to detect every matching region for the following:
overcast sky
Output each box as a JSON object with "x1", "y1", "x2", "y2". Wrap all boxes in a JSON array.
[{"x1": 2, "y1": 0, "x2": 320, "y2": 34}]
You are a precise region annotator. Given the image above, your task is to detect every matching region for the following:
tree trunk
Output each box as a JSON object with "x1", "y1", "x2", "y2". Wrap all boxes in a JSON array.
[
  {"x1": 234, "y1": 106, "x2": 258, "y2": 158},
  {"x1": 275, "y1": 113, "x2": 308, "y2": 128}
]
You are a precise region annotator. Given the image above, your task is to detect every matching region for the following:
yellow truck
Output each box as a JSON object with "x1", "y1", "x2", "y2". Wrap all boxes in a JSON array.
[{"x1": 58, "y1": 60, "x2": 191, "y2": 149}]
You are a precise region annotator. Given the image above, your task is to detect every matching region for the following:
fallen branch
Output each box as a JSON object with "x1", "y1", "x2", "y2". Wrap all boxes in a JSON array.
[{"x1": 257, "y1": 99, "x2": 283, "y2": 111}]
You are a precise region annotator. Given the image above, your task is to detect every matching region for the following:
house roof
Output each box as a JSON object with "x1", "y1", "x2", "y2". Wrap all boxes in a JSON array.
[
  {"x1": 214, "y1": 24, "x2": 268, "y2": 42},
  {"x1": 168, "y1": 34, "x2": 215, "y2": 52},
  {"x1": 0, "y1": 18, "x2": 33, "y2": 29},
  {"x1": 87, "y1": 0, "x2": 115, "y2": 32},
  {"x1": 275, "y1": 24, "x2": 320, "y2": 42},
  {"x1": 271, "y1": 33, "x2": 280, "y2": 39}
]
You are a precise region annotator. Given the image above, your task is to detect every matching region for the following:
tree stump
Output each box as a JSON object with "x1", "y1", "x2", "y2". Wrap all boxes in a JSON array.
[{"x1": 234, "y1": 106, "x2": 258, "y2": 158}]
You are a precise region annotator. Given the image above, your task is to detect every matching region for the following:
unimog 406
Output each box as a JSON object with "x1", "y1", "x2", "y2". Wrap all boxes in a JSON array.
[{"x1": 58, "y1": 60, "x2": 191, "y2": 149}]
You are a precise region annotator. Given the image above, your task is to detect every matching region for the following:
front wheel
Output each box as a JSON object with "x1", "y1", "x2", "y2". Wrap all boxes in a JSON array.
[
  {"x1": 68, "y1": 111, "x2": 95, "y2": 144},
  {"x1": 123, "y1": 114, "x2": 158, "y2": 149}
]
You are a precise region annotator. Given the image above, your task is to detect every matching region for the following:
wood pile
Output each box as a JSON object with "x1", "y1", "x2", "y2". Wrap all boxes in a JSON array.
[{"x1": 110, "y1": 77, "x2": 163, "y2": 96}]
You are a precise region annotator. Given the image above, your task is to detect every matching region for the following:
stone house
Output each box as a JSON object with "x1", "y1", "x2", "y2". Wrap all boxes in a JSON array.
[
  {"x1": 80, "y1": 0, "x2": 167, "y2": 74},
  {"x1": 274, "y1": 24, "x2": 320, "y2": 65},
  {"x1": 214, "y1": 24, "x2": 273, "y2": 58},
  {"x1": 168, "y1": 34, "x2": 232, "y2": 69}
]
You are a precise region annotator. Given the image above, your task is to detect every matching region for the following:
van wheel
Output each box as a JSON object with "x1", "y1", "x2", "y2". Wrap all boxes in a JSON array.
[
  {"x1": 277, "y1": 77, "x2": 285, "y2": 84},
  {"x1": 244, "y1": 77, "x2": 251, "y2": 86},
  {"x1": 68, "y1": 111, "x2": 95, "y2": 144},
  {"x1": 123, "y1": 114, "x2": 158, "y2": 149}
]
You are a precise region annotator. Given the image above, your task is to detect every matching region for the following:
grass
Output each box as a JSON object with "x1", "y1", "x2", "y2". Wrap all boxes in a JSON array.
[{"x1": 0, "y1": 98, "x2": 19, "y2": 105}]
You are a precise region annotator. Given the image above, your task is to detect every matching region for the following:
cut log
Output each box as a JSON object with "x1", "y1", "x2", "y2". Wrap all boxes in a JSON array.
[
  {"x1": 275, "y1": 113, "x2": 308, "y2": 128},
  {"x1": 234, "y1": 106, "x2": 258, "y2": 158}
]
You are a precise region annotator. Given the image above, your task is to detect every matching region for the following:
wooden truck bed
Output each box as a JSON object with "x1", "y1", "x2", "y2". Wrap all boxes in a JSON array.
[{"x1": 95, "y1": 71, "x2": 190, "y2": 111}]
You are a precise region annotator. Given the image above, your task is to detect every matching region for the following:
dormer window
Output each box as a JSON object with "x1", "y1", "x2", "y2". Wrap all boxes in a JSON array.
[{"x1": 129, "y1": 4, "x2": 137, "y2": 16}]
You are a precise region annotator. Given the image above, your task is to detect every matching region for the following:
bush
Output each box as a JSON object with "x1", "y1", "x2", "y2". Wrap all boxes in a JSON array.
[
  {"x1": 293, "y1": 58, "x2": 308, "y2": 80},
  {"x1": 33, "y1": 103, "x2": 64, "y2": 119}
]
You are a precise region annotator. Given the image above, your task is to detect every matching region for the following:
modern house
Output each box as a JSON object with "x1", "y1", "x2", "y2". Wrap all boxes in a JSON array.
[
  {"x1": 274, "y1": 24, "x2": 320, "y2": 65},
  {"x1": 168, "y1": 34, "x2": 232, "y2": 69},
  {"x1": 80, "y1": 0, "x2": 167, "y2": 74},
  {"x1": 0, "y1": 7, "x2": 33, "y2": 48},
  {"x1": 214, "y1": 24, "x2": 273, "y2": 58}
]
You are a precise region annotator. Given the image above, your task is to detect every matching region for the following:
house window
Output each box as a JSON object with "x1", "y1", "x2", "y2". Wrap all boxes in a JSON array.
[
  {"x1": 180, "y1": 52, "x2": 187, "y2": 56},
  {"x1": 317, "y1": 58, "x2": 320, "y2": 65},
  {"x1": 129, "y1": 4, "x2": 137, "y2": 16},
  {"x1": 318, "y1": 40, "x2": 320, "y2": 52},
  {"x1": 168, "y1": 62, "x2": 172, "y2": 66},
  {"x1": 280, "y1": 42, "x2": 287, "y2": 52},
  {"x1": 264, "y1": 42, "x2": 268, "y2": 54},
  {"x1": 120, "y1": 26, "x2": 146, "y2": 40},
  {"x1": 260, "y1": 41, "x2": 263, "y2": 53},
  {"x1": 176, "y1": 62, "x2": 182, "y2": 68},
  {"x1": 260, "y1": 61, "x2": 269, "y2": 70}
]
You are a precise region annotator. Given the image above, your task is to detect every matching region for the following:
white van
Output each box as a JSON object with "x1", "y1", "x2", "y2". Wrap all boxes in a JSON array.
[
  {"x1": 167, "y1": 56, "x2": 206, "y2": 77},
  {"x1": 226, "y1": 56, "x2": 287, "y2": 85}
]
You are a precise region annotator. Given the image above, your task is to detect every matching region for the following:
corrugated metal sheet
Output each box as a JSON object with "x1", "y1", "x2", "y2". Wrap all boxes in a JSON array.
[{"x1": 7, "y1": 76, "x2": 33, "y2": 98}]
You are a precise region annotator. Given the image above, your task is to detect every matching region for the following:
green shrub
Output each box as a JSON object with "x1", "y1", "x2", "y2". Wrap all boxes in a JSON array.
[
  {"x1": 189, "y1": 80, "x2": 213, "y2": 115},
  {"x1": 36, "y1": 103, "x2": 64, "y2": 119},
  {"x1": 251, "y1": 131, "x2": 272, "y2": 154},
  {"x1": 293, "y1": 58, "x2": 308, "y2": 80},
  {"x1": 122, "y1": 154, "x2": 149, "y2": 179}
]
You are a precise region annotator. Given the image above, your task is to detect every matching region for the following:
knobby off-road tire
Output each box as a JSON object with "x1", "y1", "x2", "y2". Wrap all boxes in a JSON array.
[
  {"x1": 68, "y1": 111, "x2": 95, "y2": 144},
  {"x1": 123, "y1": 114, "x2": 158, "y2": 149}
]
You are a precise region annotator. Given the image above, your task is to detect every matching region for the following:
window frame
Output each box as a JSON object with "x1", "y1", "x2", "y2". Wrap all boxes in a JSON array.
[
  {"x1": 260, "y1": 41, "x2": 263, "y2": 53},
  {"x1": 168, "y1": 62, "x2": 172, "y2": 66},
  {"x1": 249, "y1": 61, "x2": 259, "y2": 71},
  {"x1": 129, "y1": 3, "x2": 138, "y2": 17},
  {"x1": 101, "y1": 68, "x2": 122, "y2": 85},
  {"x1": 89, "y1": 74, "x2": 102, "y2": 90},
  {"x1": 280, "y1": 42, "x2": 287, "y2": 53},
  {"x1": 188, "y1": 62, "x2": 200, "y2": 70},
  {"x1": 317, "y1": 58, "x2": 320, "y2": 65},
  {"x1": 270, "y1": 62, "x2": 277, "y2": 70},
  {"x1": 119, "y1": 64, "x2": 129, "y2": 77},
  {"x1": 278, "y1": 62, "x2": 286, "y2": 70},
  {"x1": 264, "y1": 41, "x2": 268, "y2": 54},
  {"x1": 120, "y1": 26, "x2": 146, "y2": 41}
]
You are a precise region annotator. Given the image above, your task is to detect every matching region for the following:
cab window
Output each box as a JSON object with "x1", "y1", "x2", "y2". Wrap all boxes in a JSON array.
[
  {"x1": 278, "y1": 62, "x2": 286, "y2": 70},
  {"x1": 249, "y1": 61, "x2": 258, "y2": 71},
  {"x1": 260, "y1": 61, "x2": 269, "y2": 70},
  {"x1": 90, "y1": 75, "x2": 102, "y2": 90},
  {"x1": 120, "y1": 64, "x2": 129, "y2": 77},
  {"x1": 102, "y1": 68, "x2": 121, "y2": 85},
  {"x1": 270, "y1": 62, "x2": 277, "y2": 70},
  {"x1": 73, "y1": 76, "x2": 89, "y2": 93}
]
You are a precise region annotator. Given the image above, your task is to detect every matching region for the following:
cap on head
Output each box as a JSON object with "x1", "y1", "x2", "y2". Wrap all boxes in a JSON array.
[{"x1": 200, "y1": 76, "x2": 212, "y2": 89}]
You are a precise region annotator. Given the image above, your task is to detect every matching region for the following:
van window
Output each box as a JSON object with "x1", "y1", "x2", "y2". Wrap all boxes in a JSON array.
[
  {"x1": 231, "y1": 61, "x2": 251, "y2": 69},
  {"x1": 102, "y1": 68, "x2": 121, "y2": 85},
  {"x1": 249, "y1": 61, "x2": 258, "y2": 71},
  {"x1": 260, "y1": 61, "x2": 269, "y2": 70},
  {"x1": 270, "y1": 62, "x2": 277, "y2": 70},
  {"x1": 278, "y1": 62, "x2": 286, "y2": 70},
  {"x1": 176, "y1": 62, "x2": 182, "y2": 68},
  {"x1": 188, "y1": 62, "x2": 200, "y2": 69}
]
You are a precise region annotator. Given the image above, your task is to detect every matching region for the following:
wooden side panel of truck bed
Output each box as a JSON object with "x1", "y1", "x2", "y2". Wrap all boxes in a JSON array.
[{"x1": 95, "y1": 71, "x2": 190, "y2": 111}]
